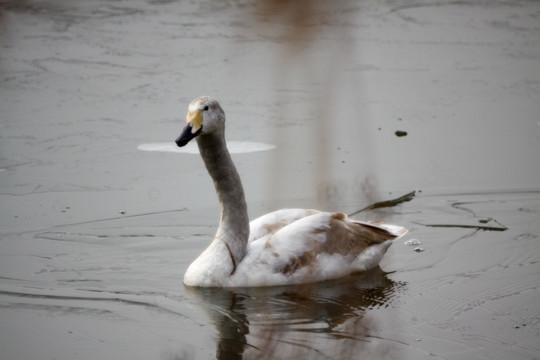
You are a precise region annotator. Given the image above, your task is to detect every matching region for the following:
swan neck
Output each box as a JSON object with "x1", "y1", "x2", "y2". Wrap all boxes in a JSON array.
[{"x1": 196, "y1": 133, "x2": 249, "y2": 261}]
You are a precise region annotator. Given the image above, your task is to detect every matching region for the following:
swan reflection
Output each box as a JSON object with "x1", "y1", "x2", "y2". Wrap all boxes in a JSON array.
[{"x1": 184, "y1": 267, "x2": 404, "y2": 359}]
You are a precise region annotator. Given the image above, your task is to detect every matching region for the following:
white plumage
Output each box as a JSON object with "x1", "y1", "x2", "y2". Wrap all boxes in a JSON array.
[{"x1": 176, "y1": 96, "x2": 407, "y2": 287}]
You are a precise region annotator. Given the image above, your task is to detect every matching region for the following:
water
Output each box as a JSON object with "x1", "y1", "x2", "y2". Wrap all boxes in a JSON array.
[{"x1": 1, "y1": 0, "x2": 539, "y2": 359}]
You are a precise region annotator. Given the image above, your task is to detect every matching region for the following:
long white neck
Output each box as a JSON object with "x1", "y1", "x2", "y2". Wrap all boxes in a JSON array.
[{"x1": 196, "y1": 132, "x2": 249, "y2": 266}]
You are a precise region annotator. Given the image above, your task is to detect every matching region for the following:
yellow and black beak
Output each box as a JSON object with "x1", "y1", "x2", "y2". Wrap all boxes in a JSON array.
[{"x1": 175, "y1": 109, "x2": 203, "y2": 147}]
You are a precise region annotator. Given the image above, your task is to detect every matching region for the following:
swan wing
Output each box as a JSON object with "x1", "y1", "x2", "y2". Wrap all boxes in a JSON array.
[
  {"x1": 232, "y1": 211, "x2": 406, "y2": 286},
  {"x1": 248, "y1": 208, "x2": 320, "y2": 242},
  {"x1": 266, "y1": 212, "x2": 403, "y2": 273}
]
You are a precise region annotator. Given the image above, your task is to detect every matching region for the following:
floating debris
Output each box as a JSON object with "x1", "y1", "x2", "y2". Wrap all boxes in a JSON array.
[
  {"x1": 413, "y1": 222, "x2": 507, "y2": 232},
  {"x1": 348, "y1": 190, "x2": 416, "y2": 216},
  {"x1": 395, "y1": 130, "x2": 408, "y2": 137},
  {"x1": 404, "y1": 238, "x2": 422, "y2": 246},
  {"x1": 414, "y1": 247, "x2": 425, "y2": 252}
]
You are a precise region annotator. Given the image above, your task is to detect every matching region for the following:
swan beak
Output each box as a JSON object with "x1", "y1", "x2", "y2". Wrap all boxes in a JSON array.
[
  {"x1": 186, "y1": 109, "x2": 203, "y2": 134},
  {"x1": 175, "y1": 110, "x2": 203, "y2": 147}
]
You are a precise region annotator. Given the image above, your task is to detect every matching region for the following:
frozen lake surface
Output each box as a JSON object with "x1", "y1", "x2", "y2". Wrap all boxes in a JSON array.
[{"x1": 1, "y1": 0, "x2": 539, "y2": 359}]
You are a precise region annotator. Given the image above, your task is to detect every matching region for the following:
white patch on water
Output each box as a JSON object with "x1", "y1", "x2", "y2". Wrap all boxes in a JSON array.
[{"x1": 137, "y1": 141, "x2": 276, "y2": 154}]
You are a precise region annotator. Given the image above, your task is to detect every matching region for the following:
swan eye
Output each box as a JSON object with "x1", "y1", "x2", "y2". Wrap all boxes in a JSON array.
[{"x1": 203, "y1": 106, "x2": 209, "y2": 111}]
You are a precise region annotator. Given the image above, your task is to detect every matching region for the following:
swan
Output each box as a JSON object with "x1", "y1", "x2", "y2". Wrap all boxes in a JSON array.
[{"x1": 175, "y1": 96, "x2": 407, "y2": 287}]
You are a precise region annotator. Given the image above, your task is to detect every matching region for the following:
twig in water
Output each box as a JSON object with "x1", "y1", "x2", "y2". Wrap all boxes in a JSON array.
[
  {"x1": 348, "y1": 191, "x2": 416, "y2": 217},
  {"x1": 412, "y1": 222, "x2": 507, "y2": 232}
]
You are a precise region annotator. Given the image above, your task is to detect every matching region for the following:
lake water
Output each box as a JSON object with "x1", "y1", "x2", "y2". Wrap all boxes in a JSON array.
[{"x1": 1, "y1": 0, "x2": 539, "y2": 359}]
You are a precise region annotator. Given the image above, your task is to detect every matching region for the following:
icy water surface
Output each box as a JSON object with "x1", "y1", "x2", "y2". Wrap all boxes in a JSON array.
[{"x1": 1, "y1": 0, "x2": 539, "y2": 359}]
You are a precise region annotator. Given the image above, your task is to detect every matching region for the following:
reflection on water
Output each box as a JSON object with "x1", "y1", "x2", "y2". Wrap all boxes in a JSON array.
[{"x1": 185, "y1": 267, "x2": 404, "y2": 359}]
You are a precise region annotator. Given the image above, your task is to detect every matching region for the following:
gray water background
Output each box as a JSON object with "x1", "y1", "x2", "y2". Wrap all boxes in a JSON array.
[{"x1": 1, "y1": 1, "x2": 539, "y2": 359}]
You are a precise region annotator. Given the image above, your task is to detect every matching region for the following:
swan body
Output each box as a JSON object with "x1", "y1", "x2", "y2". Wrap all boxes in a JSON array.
[{"x1": 176, "y1": 96, "x2": 407, "y2": 287}]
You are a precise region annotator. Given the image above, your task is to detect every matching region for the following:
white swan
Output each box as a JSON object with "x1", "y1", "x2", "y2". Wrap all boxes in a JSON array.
[{"x1": 176, "y1": 96, "x2": 407, "y2": 287}]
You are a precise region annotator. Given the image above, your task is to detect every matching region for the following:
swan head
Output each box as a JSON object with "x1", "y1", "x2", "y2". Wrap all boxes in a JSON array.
[{"x1": 175, "y1": 96, "x2": 225, "y2": 147}]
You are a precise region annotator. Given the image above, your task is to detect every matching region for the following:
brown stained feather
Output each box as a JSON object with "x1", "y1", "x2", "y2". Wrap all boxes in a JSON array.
[
  {"x1": 263, "y1": 219, "x2": 293, "y2": 237},
  {"x1": 280, "y1": 251, "x2": 317, "y2": 275},
  {"x1": 262, "y1": 209, "x2": 320, "y2": 238},
  {"x1": 279, "y1": 213, "x2": 397, "y2": 275},
  {"x1": 322, "y1": 215, "x2": 397, "y2": 256}
]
